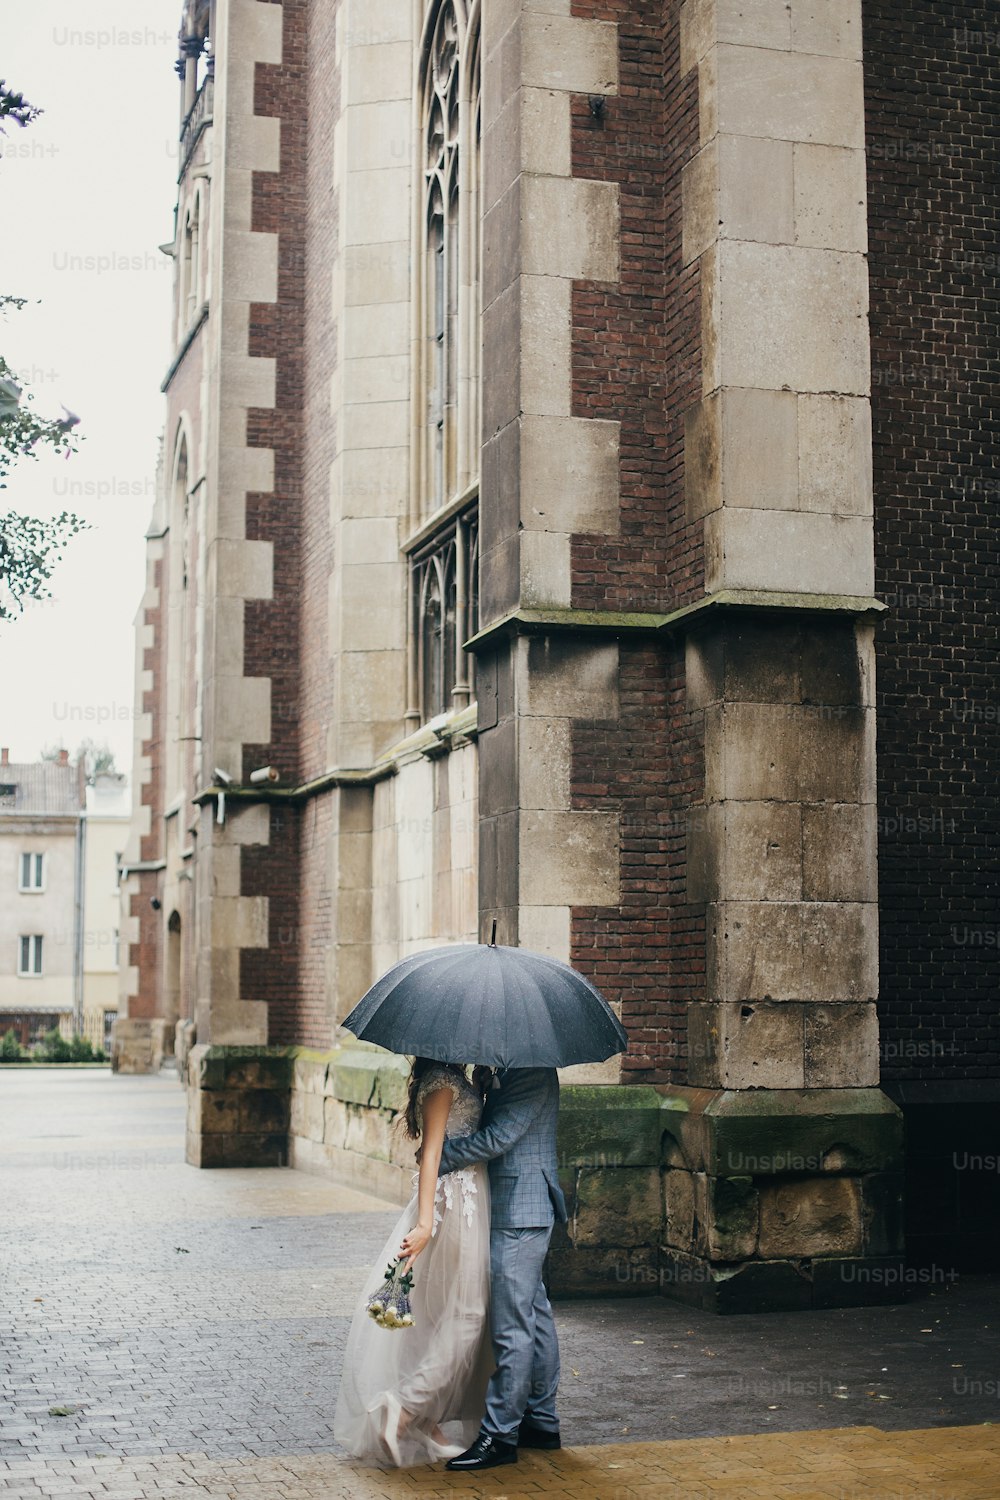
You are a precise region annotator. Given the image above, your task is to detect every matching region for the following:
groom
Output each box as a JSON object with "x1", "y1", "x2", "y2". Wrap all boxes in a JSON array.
[{"x1": 435, "y1": 1065, "x2": 567, "y2": 1470}]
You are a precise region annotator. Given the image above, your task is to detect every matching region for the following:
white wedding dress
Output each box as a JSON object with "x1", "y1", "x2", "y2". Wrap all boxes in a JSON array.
[{"x1": 334, "y1": 1065, "x2": 494, "y2": 1467}]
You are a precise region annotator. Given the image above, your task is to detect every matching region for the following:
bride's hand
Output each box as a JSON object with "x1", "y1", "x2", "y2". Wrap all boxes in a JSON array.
[{"x1": 399, "y1": 1220, "x2": 431, "y2": 1271}]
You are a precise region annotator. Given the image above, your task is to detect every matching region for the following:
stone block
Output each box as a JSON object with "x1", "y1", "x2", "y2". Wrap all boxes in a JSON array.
[
  {"x1": 373, "y1": 1055, "x2": 411, "y2": 1112},
  {"x1": 699, "y1": 1087, "x2": 903, "y2": 1180},
  {"x1": 704, "y1": 507, "x2": 875, "y2": 596},
  {"x1": 479, "y1": 534, "x2": 520, "y2": 623},
  {"x1": 689, "y1": 1000, "x2": 806, "y2": 1088},
  {"x1": 330, "y1": 1051, "x2": 379, "y2": 1107},
  {"x1": 758, "y1": 1177, "x2": 863, "y2": 1258},
  {"x1": 223, "y1": 1048, "x2": 293, "y2": 1090},
  {"x1": 520, "y1": 810, "x2": 620, "y2": 907},
  {"x1": 323, "y1": 1096, "x2": 349, "y2": 1150},
  {"x1": 799, "y1": 902, "x2": 877, "y2": 1001},
  {"x1": 790, "y1": 0, "x2": 863, "y2": 60},
  {"x1": 703, "y1": 703, "x2": 800, "y2": 803},
  {"x1": 679, "y1": 0, "x2": 714, "y2": 75},
  {"x1": 521, "y1": 175, "x2": 619, "y2": 283},
  {"x1": 801, "y1": 803, "x2": 876, "y2": 902},
  {"x1": 712, "y1": 239, "x2": 870, "y2": 396},
  {"x1": 705, "y1": 901, "x2": 806, "y2": 1003},
  {"x1": 521, "y1": 415, "x2": 621, "y2": 535},
  {"x1": 343, "y1": 165, "x2": 410, "y2": 245},
  {"x1": 482, "y1": 280, "x2": 520, "y2": 438},
  {"x1": 573, "y1": 1168, "x2": 662, "y2": 1248},
  {"x1": 557, "y1": 1085, "x2": 663, "y2": 1169},
  {"x1": 721, "y1": 801, "x2": 803, "y2": 901},
  {"x1": 290, "y1": 1088, "x2": 326, "y2": 1144},
  {"x1": 664, "y1": 1168, "x2": 696, "y2": 1252},
  {"x1": 521, "y1": 635, "x2": 620, "y2": 720},
  {"x1": 705, "y1": 1174, "x2": 759, "y2": 1260},
  {"x1": 797, "y1": 394, "x2": 873, "y2": 515},
  {"x1": 200, "y1": 1089, "x2": 240, "y2": 1134},
  {"x1": 684, "y1": 393, "x2": 721, "y2": 522},
  {"x1": 797, "y1": 621, "x2": 865, "y2": 704},
  {"x1": 343, "y1": 240, "x2": 409, "y2": 308},
  {"x1": 520, "y1": 13, "x2": 619, "y2": 95},
  {"x1": 546, "y1": 1247, "x2": 659, "y2": 1299},
  {"x1": 712, "y1": 1258, "x2": 815, "y2": 1314},
  {"x1": 520, "y1": 531, "x2": 572, "y2": 607},
  {"x1": 804, "y1": 1002, "x2": 879, "y2": 1088},
  {"x1": 793, "y1": 143, "x2": 867, "y2": 253},
  {"x1": 343, "y1": 1102, "x2": 393, "y2": 1162},
  {"x1": 681, "y1": 141, "x2": 719, "y2": 268},
  {"x1": 483, "y1": 179, "x2": 521, "y2": 309},
  {"x1": 237, "y1": 1089, "x2": 289, "y2": 1135},
  {"x1": 521, "y1": 274, "x2": 572, "y2": 417},
  {"x1": 518, "y1": 716, "x2": 572, "y2": 811},
  {"x1": 715, "y1": 45, "x2": 865, "y2": 149},
  {"x1": 719, "y1": 134, "x2": 794, "y2": 247},
  {"x1": 520, "y1": 905, "x2": 572, "y2": 963},
  {"x1": 719, "y1": 387, "x2": 799, "y2": 511},
  {"x1": 188, "y1": 1044, "x2": 221, "y2": 1090}
]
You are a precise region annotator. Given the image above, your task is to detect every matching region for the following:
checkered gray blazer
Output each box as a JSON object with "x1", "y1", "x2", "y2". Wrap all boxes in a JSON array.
[{"x1": 437, "y1": 1067, "x2": 568, "y2": 1229}]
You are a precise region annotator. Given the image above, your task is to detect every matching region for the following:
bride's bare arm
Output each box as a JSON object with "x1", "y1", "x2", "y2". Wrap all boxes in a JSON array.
[{"x1": 399, "y1": 1087, "x2": 452, "y2": 1271}]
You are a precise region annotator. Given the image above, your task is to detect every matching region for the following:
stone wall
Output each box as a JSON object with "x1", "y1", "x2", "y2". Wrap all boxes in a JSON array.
[{"x1": 186, "y1": 1043, "x2": 904, "y2": 1310}]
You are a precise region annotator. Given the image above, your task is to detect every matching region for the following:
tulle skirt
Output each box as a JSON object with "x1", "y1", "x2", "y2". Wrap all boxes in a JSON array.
[{"x1": 334, "y1": 1162, "x2": 494, "y2": 1467}]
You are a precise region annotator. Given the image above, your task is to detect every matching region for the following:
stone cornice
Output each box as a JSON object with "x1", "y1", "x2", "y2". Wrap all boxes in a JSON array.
[{"x1": 463, "y1": 589, "x2": 889, "y2": 653}]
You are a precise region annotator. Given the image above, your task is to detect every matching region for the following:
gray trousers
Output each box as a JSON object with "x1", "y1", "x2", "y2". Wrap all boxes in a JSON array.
[{"x1": 482, "y1": 1225, "x2": 560, "y2": 1440}]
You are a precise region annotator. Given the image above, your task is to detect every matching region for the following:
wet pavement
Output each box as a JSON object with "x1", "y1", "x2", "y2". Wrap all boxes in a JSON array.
[{"x1": 1, "y1": 1066, "x2": 997, "y2": 1498}]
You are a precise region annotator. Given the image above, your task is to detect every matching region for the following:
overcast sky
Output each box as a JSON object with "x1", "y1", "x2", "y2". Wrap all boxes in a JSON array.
[{"x1": 2, "y1": 1, "x2": 182, "y2": 775}]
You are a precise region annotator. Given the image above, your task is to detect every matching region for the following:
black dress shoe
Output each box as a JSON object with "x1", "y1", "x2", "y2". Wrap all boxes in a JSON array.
[
  {"x1": 445, "y1": 1432, "x2": 518, "y2": 1470},
  {"x1": 517, "y1": 1418, "x2": 561, "y2": 1449}
]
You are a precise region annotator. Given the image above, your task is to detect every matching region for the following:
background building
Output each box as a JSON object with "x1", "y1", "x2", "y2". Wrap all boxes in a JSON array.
[
  {"x1": 82, "y1": 773, "x2": 131, "y2": 1053},
  {"x1": 116, "y1": 0, "x2": 999, "y2": 1310},
  {"x1": 0, "y1": 748, "x2": 84, "y2": 1046},
  {"x1": 0, "y1": 750, "x2": 129, "y2": 1053}
]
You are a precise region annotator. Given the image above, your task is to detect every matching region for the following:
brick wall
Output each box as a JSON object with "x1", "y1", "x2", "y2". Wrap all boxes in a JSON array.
[
  {"x1": 239, "y1": 0, "x2": 307, "y2": 1040},
  {"x1": 567, "y1": 1, "x2": 704, "y2": 1082},
  {"x1": 864, "y1": 1, "x2": 1000, "y2": 1082},
  {"x1": 128, "y1": 549, "x2": 166, "y2": 1019},
  {"x1": 290, "y1": 0, "x2": 341, "y2": 1048}
]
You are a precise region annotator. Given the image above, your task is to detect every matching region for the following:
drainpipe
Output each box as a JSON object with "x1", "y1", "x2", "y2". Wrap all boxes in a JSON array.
[{"x1": 73, "y1": 808, "x2": 86, "y2": 1039}]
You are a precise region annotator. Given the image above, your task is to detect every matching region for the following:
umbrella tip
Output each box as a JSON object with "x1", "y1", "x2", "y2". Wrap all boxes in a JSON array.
[{"x1": 489, "y1": 919, "x2": 497, "y2": 947}]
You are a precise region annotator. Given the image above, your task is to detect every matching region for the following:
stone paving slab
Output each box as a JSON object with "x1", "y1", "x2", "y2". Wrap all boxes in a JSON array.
[
  {"x1": 1, "y1": 1427, "x2": 999, "y2": 1500},
  {"x1": 2, "y1": 1068, "x2": 998, "y2": 1498}
]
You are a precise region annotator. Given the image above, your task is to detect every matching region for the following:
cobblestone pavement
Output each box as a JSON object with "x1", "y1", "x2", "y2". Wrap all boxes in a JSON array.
[{"x1": 2, "y1": 1067, "x2": 998, "y2": 1499}]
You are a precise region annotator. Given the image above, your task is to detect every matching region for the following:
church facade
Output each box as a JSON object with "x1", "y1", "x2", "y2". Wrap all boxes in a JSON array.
[{"x1": 115, "y1": 0, "x2": 999, "y2": 1310}]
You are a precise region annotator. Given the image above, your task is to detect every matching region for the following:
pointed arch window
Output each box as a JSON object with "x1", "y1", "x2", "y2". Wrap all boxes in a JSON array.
[{"x1": 407, "y1": 1, "x2": 480, "y2": 728}]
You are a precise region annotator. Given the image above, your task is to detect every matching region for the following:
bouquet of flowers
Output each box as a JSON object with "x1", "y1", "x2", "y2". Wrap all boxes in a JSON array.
[{"x1": 366, "y1": 1257, "x2": 415, "y2": 1329}]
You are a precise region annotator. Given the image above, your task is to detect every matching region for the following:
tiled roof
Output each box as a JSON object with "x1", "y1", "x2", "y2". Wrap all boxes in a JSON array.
[{"x1": 0, "y1": 761, "x2": 84, "y2": 816}]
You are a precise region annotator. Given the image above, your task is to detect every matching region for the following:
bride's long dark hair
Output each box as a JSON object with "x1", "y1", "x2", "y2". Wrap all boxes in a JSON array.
[{"x1": 402, "y1": 1057, "x2": 495, "y2": 1140}]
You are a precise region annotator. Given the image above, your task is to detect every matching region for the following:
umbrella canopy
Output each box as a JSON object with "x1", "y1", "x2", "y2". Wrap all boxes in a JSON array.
[{"x1": 341, "y1": 939, "x2": 628, "y2": 1070}]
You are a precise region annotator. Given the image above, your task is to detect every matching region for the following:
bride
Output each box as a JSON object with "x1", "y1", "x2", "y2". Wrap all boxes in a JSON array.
[{"x1": 334, "y1": 1058, "x2": 495, "y2": 1466}]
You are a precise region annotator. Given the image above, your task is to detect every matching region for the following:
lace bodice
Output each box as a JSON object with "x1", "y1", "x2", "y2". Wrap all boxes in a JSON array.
[{"x1": 414, "y1": 1064, "x2": 482, "y2": 1139}]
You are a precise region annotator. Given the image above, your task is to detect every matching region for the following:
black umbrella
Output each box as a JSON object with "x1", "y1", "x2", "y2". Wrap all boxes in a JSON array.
[{"x1": 341, "y1": 924, "x2": 628, "y2": 1069}]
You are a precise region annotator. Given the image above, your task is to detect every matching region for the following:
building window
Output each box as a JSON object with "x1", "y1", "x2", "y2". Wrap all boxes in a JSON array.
[
  {"x1": 19, "y1": 853, "x2": 45, "y2": 891},
  {"x1": 411, "y1": 504, "x2": 479, "y2": 720},
  {"x1": 408, "y1": 1, "x2": 480, "y2": 729},
  {"x1": 18, "y1": 935, "x2": 43, "y2": 977},
  {"x1": 418, "y1": 1, "x2": 480, "y2": 519}
]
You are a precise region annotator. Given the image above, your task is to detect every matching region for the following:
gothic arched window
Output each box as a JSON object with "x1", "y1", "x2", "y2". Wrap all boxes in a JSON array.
[{"x1": 407, "y1": 1, "x2": 480, "y2": 727}]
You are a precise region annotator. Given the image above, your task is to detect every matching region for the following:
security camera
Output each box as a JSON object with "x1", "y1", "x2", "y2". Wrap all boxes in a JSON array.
[
  {"x1": 214, "y1": 767, "x2": 232, "y2": 785},
  {"x1": 249, "y1": 765, "x2": 280, "y2": 784}
]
